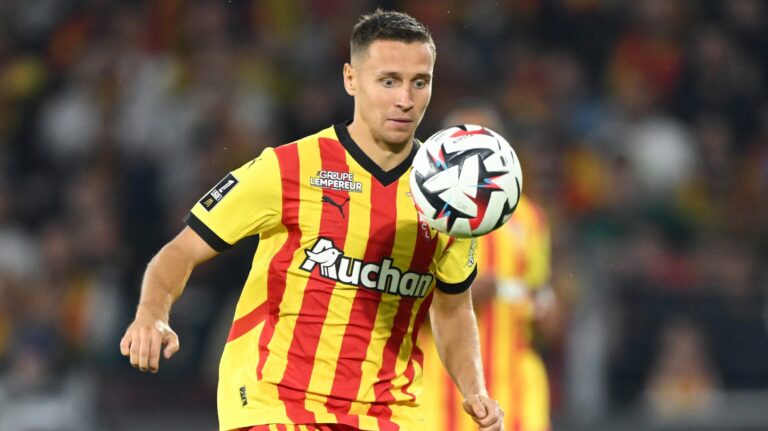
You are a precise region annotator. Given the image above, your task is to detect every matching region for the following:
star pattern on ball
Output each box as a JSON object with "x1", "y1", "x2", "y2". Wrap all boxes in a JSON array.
[{"x1": 422, "y1": 149, "x2": 511, "y2": 231}]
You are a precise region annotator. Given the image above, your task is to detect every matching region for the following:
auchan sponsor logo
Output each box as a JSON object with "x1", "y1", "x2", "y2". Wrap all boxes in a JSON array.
[{"x1": 299, "y1": 237, "x2": 433, "y2": 298}]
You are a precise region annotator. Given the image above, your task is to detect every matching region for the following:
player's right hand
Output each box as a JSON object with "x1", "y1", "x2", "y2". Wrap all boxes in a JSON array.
[{"x1": 120, "y1": 313, "x2": 180, "y2": 373}]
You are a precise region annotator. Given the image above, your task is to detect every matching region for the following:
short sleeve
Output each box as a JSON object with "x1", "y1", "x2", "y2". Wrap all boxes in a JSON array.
[
  {"x1": 434, "y1": 237, "x2": 478, "y2": 294},
  {"x1": 184, "y1": 147, "x2": 282, "y2": 251}
]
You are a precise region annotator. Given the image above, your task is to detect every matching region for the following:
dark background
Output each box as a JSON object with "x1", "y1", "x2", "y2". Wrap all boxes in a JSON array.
[{"x1": 1, "y1": 1, "x2": 767, "y2": 430}]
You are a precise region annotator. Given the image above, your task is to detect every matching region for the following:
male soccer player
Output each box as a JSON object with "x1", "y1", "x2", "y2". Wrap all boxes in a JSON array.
[
  {"x1": 120, "y1": 10, "x2": 504, "y2": 431},
  {"x1": 419, "y1": 102, "x2": 556, "y2": 431}
]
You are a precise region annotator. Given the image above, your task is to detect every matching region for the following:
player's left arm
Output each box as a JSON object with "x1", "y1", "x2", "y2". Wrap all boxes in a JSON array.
[
  {"x1": 431, "y1": 236, "x2": 504, "y2": 430},
  {"x1": 431, "y1": 289, "x2": 504, "y2": 431}
]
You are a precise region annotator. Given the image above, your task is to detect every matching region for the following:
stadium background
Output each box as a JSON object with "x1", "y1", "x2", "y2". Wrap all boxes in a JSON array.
[{"x1": 0, "y1": 0, "x2": 767, "y2": 430}]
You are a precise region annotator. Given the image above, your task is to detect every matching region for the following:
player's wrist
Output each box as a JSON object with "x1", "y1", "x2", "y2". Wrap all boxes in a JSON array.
[
  {"x1": 461, "y1": 385, "x2": 489, "y2": 399},
  {"x1": 469, "y1": 391, "x2": 490, "y2": 399},
  {"x1": 135, "y1": 303, "x2": 169, "y2": 322}
]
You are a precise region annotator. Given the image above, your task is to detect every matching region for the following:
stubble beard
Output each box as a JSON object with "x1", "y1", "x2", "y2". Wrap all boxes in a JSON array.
[{"x1": 376, "y1": 128, "x2": 414, "y2": 152}]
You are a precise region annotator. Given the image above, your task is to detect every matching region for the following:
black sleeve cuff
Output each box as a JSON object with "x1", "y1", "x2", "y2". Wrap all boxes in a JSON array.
[
  {"x1": 183, "y1": 212, "x2": 232, "y2": 252},
  {"x1": 436, "y1": 265, "x2": 478, "y2": 294}
]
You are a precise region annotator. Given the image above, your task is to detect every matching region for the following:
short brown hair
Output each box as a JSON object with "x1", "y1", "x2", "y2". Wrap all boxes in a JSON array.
[{"x1": 350, "y1": 9, "x2": 436, "y2": 60}]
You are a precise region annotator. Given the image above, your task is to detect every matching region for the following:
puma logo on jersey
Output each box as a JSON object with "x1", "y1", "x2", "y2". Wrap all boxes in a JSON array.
[
  {"x1": 322, "y1": 196, "x2": 350, "y2": 218},
  {"x1": 300, "y1": 237, "x2": 433, "y2": 298}
]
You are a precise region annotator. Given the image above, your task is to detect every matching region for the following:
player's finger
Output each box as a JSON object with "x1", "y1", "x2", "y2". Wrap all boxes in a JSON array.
[
  {"x1": 163, "y1": 331, "x2": 180, "y2": 359},
  {"x1": 463, "y1": 395, "x2": 488, "y2": 420},
  {"x1": 479, "y1": 415, "x2": 504, "y2": 431},
  {"x1": 475, "y1": 409, "x2": 501, "y2": 428},
  {"x1": 129, "y1": 330, "x2": 141, "y2": 368},
  {"x1": 477, "y1": 401, "x2": 504, "y2": 429},
  {"x1": 119, "y1": 331, "x2": 131, "y2": 357},
  {"x1": 148, "y1": 330, "x2": 162, "y2": 373},
  {"x1": 138, "y1": 328, "x2": 151, "y2": 372}
]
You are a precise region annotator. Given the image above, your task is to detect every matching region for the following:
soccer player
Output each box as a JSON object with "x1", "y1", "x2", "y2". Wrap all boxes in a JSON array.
[
  {"x1": 419, "y1": 101, "x2": 556, "y2": 431},
  {"x1": 119, "y1": 10, "x2": 504, "y2": 431}
]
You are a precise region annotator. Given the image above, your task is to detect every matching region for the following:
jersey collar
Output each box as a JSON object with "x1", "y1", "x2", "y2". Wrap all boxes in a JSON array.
[{"x1": 334, "y1": 120, "x2": 419, "y2": 187}]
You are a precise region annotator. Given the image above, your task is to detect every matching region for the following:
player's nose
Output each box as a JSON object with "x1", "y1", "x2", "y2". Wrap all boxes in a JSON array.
[{"x1": 395, "y1": 87, "x2": 414, "y2": 111}]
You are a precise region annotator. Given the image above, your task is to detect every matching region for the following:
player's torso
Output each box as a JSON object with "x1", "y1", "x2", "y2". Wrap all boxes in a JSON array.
[
  {"x1": 215, "y1": 126, "x2": 462, "y2": 429},
  {"x1": 276, "y1": 130, "x2": 441, "y2": 313},
  {"x1": 246, "y1": 127, "x2": 445, "y2": 400}
]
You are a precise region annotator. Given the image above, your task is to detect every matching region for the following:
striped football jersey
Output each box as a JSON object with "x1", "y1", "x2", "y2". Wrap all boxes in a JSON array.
[{"x1": 185, "y1": 123, "x2": 478, "y2": 431}]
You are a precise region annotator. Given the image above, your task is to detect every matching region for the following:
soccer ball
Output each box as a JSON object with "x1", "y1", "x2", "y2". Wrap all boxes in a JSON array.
[{"x1": 409, "y1": 124, "x2": 522, "y2": 238}]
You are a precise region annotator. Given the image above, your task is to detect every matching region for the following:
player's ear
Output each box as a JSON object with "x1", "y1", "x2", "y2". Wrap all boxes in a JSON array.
[{"x1": 343, "y1": 63, "x2": 356, "y2": 96}]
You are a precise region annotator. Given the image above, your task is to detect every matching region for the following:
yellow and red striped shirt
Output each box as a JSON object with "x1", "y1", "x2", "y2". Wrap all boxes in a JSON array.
[
  {"x1": 419, "y1": 196, "x2": 551, "y2": 431},
  {"x1": 185, "y1": 124, "x2": 477, "y2": 431}
]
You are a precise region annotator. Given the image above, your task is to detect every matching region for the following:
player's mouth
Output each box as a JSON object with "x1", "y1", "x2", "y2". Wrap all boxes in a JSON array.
[{"x1": 387, "y1": 118, "x2": 413, "y2": 128}]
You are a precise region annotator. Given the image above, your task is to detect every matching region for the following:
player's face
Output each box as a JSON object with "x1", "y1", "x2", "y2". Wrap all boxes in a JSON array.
[{"x1": 345, "y1": 40, "x2": 434, "y2": 147}]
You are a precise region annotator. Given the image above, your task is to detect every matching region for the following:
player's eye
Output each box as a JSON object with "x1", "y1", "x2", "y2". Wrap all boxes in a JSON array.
[
  {"x1": 413, "y1": 79, "x2": 429, "y2": 89},
  {"x1": 381, "y1": 78, "x2": 396, "y2": 88}
]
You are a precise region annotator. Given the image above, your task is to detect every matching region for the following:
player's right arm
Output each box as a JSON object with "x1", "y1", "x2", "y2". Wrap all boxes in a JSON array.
[
  {"x1": 120, "y1": 227, "x2": 218, "y2": 373},
  {"x1": 120, "y1": 148, "x2": 282, "y2": 373}
]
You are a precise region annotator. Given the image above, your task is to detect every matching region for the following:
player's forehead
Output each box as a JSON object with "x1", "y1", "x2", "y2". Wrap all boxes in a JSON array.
[{"x1": 354, "y1": 40, "x2": 434, "y2": 74}]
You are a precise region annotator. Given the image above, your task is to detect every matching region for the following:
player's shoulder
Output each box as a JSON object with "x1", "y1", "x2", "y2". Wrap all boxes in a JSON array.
[
  {"x1": 275, "y1": 125, "x2": 339, "y2": 154},
  {"x1": 240, "y1": 145, "x2": 278, "y2": 168}
]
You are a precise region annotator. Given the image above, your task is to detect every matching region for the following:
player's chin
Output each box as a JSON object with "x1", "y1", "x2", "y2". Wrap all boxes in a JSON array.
[{"x1": 383, "y1": 125, "x2": 415, "y2": 145}]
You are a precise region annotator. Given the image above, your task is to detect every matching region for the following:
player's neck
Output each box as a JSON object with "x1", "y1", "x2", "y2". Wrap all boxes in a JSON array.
[{"x1": 346, "y1": 121, "x2": 413, "y2": 172}]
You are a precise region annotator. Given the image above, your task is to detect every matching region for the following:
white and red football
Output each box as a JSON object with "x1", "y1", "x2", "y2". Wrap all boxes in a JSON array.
[{"x1": 409, "y1": 125, "x2": 522, "y2": 238}]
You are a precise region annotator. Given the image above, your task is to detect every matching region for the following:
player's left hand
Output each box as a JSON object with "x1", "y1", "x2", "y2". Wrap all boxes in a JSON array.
[{"x1": 462, "y1": 393, "x2": 504, "y2": 430}]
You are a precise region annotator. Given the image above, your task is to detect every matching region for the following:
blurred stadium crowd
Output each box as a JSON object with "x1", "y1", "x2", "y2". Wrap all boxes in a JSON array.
[{"x1": 0, "y1": 0, "x2": 767, "y2": 429}]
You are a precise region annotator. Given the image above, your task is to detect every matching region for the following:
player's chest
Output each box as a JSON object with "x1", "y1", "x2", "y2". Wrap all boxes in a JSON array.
[{"x1": 286, "y1": 176, "x2": 438, "y2": 259}]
